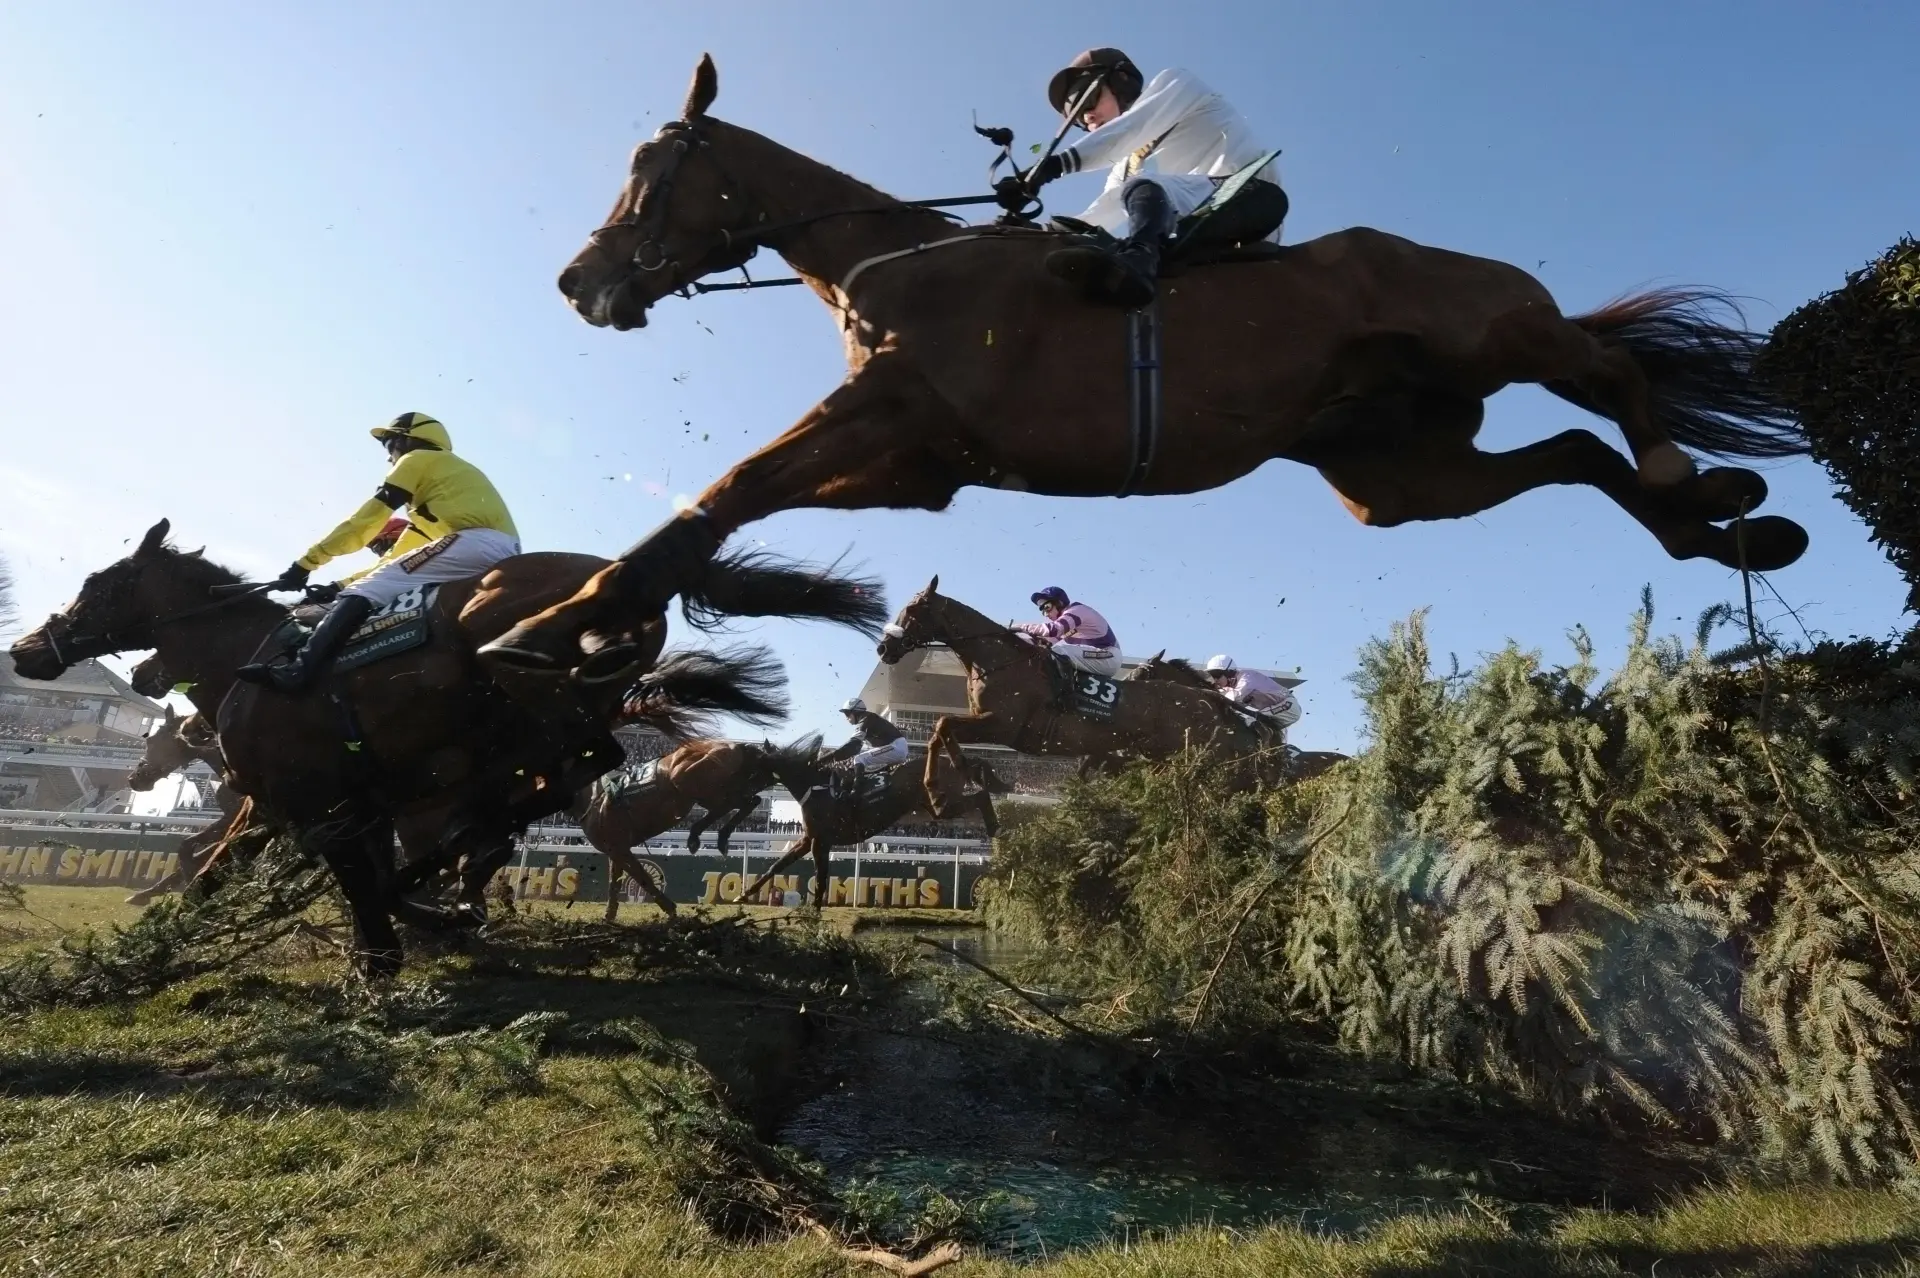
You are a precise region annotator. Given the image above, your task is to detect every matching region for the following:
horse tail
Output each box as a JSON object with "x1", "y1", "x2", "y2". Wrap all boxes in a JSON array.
[
  {"x1": 680, "y1": 547, "x2": 889, "y2": 637},
  {"x1": 621, "y1": 645, "x2": 790, "y2": 739},
  {"x1": 1559, "y1": 288, "x2": 1807, "y2": 460}
]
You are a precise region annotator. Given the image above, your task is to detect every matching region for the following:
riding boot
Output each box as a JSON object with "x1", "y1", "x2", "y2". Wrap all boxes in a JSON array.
[
  {"x1": 1044, "y1": 180, "x2": 1174, "y2": 307},
  {"x1": 235, "y1": 594, "x2": 376, "y2": 694}
]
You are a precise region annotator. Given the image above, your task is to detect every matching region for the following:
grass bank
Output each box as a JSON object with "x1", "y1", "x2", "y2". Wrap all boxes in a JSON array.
[{"x1": 1, "y1": 887, "x2": 1918, "y2": 1275}]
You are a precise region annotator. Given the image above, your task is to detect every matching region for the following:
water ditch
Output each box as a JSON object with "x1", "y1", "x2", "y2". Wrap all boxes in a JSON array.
[{"x1": 770, "y1": 925, "x2": 1708, "y2": 1257}]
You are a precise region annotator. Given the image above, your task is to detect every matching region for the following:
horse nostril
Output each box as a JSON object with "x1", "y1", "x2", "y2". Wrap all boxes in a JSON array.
[{"x1": 557, "y1": 265, "x2": 583, "y2": 297}]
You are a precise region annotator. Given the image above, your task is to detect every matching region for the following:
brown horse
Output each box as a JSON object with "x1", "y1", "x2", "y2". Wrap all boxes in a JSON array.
[
  {"x1": 739, "y1": 735, "x2": 1004, "y2": 906},
  {"x1": 573, "y1": 738, "x2": 781, "y2": 920},
  {"x1": 1127, "y1": 651, "x2": 1349, "y2": 782},
  {"x1": 874, "y1": 578, "x2": 1265, "y2": 800},
  {"x1": 483, "y1": 53, "x2": 1808, "y2": 671},
  {"x1": 9, "y1": 520, "x2": 877, "y2": 976}
]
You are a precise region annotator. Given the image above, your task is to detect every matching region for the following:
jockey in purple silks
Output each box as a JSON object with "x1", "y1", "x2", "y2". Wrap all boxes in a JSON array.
[{"x1": 1013, "y1": 586, "x2": 1123, "y2": 678}]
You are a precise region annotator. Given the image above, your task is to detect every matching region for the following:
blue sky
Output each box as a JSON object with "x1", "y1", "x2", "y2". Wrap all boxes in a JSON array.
[{"x1": 2, "y1": 1, "x2": 1915, "y2": 754}]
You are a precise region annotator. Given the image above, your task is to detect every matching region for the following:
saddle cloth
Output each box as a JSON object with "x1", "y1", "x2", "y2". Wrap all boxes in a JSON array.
[{"x1": 282, "y1": 585, "x2": 438, "y2": 674}]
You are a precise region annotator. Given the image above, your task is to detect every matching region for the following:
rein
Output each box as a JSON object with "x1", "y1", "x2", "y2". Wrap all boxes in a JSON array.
[
  {"x1": 591, "y1": 115, "x2": 1025, "y2": 300},
  {"x1": 43, "y1": 579, "x2": 280, "y2": 668}
]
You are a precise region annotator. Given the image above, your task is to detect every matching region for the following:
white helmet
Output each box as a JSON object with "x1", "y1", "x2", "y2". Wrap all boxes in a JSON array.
[
  {"x1": 840, "y1": 697, "x2": 867, "y2": 714},
  {"x1": 1204, "y1": 655, "x2": 1237, "y2": 674}
]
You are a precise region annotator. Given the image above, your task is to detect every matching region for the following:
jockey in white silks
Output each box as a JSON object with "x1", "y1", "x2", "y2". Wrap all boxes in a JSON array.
[
  {"x1": 1002, "y1": 47, "x2": 1285, "y2": 307},
  {"x1": 1013, "y1": 586, "x2": 1123, "y2": 679},
  {"x1": 1205, "y1": 655, "x2": 1302, "y2": 739}
]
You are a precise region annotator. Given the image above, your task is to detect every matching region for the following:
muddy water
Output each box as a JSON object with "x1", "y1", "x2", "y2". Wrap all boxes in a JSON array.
[{"x1": 780, "y1": 927, "x2": 1704, "y2": 1256}]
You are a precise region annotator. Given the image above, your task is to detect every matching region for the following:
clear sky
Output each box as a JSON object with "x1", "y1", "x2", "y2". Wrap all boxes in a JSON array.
[{"x1": 2, "y1": 1, "x2": 1915, "y2": 754}]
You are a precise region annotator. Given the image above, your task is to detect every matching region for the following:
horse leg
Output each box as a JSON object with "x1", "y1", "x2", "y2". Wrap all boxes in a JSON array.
[
  {"x1": 812, "y1": 837, "x2": 832, "y2": 909},
  {"x1": 603, "y1": 855, "x2": 623, "y2": 923},
  {"x1": 604, "y1": 846, "x2": 676, "y2": 917},
  {"x1": 686, "y1": 805, "x2": 717, "y2": 853},
  {"x1": 308, "y1": 824, "x2": 403, "y2": 980},
  {"x1": 738, "y1": 835, "x2": 813, "y2": 904},
  {"x1": 923, "y1": 715, "x2": 997, "y2": 816},
  {"x1": 712, "y1": 795, "x2": 758, "y2": 856},
  {"x1": 976, "y1": 789, "x2": 1000, "y2": 839},
  {"x1": 1312, "y1": 398, "x2": 1806, "y2": 572},
  {"x1": 696, "y1": 359, "x2": 983, "y2": 539}
]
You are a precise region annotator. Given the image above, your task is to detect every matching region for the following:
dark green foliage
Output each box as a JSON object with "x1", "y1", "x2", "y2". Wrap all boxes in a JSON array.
[
  {"x1": 1760, "y1": 237, "x2": 1920, "y2": 602},
  {"x1": 990, "y1": 599, "x2": 1920, "y2": 1182}
]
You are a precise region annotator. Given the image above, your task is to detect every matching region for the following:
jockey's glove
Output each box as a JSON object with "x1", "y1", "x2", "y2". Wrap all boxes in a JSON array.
[
  {"x1": 994, "y1": 155, "x2": 1064, "y2": 211},
  {"x1": 273, "y1": 563, "x2": 311, "y2": 592}
]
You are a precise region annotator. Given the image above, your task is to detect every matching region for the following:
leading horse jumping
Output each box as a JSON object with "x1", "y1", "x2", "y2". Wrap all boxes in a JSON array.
[{"x1": 484, "y1": 53, "x2": 1808, "y2": 670}]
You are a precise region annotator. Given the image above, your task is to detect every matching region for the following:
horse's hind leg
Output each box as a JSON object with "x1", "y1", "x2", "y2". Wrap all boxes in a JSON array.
[
  {"x1": 713, "y1": 795, "x2": 758, "y2": 855},
  {"x1": 1314, "y1": 404, "x2": 1804, "y2": 571}
]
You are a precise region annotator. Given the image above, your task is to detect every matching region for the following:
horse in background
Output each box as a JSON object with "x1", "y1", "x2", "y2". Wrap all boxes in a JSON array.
[
  {"x1": 1127, "y1": 651, "x2": 1349, "y2": 782},
  {"x1": 740, "y1": 735, "x2": 1005, "y2": 907},
  {"x1": 571, "y1": 738, "x2": 784, "y2": 920}
]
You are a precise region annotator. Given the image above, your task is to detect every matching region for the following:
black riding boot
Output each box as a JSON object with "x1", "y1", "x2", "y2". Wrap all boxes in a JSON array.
[
  {"x1": 1045, "y1": 180, "x2": 1175, "y2": 307},
  {"x1": 235, "y1": 594, "x2": 376, "y2": 694}
]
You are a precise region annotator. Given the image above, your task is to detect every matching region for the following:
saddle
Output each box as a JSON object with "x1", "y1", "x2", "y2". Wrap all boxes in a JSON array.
[
  {"x1": 279, "y1": 585, "x2": 439, "y2": 674},
  {"x1": 827, "y1": 761, "x2": 902, "y2": 808},
  {"x1": 1048, "y1": 151, "x2": 1292, "y2": 276},
  {"x1": 1045, "y1": 655, "x2": 1123, "y2": 720}
]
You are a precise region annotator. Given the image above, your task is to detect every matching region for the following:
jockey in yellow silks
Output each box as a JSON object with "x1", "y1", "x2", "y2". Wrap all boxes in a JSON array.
[{"x1": 236, "y1": 412, "x2": 521, "y2": 693}]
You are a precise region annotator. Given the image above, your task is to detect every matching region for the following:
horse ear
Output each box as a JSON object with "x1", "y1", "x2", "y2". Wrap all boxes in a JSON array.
[
  {"x1": 1150, "y1": 648, "x2": 1166, "y2": 662},
  {"x1": 682, "y1": 53, "x2": 718, "y2": 119},
  {"x1": 135, "y1": 519, "x2": 171, "y2": 558},
  {"x1": 924, "y1": 575, "x2": 939, "y2": 595},
  {"x1": 164, "y1": 704, "x2": 179, "y2": 726}
]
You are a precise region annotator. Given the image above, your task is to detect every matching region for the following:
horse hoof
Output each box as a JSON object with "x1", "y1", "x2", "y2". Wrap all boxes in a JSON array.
[
  {"x1": 476, "y1": 637, "x2": 565, "y2": 671},
  {"x1": 573, "y1": 641, "x2": 642, "y2": 685},
  {"x1": 1724, "y1": 515, "x2": 1810, "y2": 572},
  {"x1": 1638, "y1": 442, "x2": 1697, "y2": 487},
  {"x1": 1674, "y1": 467, "x2": 1768, "y2": 522}
]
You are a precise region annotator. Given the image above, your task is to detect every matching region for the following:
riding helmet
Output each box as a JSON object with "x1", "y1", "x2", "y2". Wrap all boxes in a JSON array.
[
  {"x1": 840, "y1": 697, "x2": 867, "y2": 714},
  {"x1": 1047, "y1": 48, "x2": 1145, "y2": 122},
  {"x1": 370, "y1": 411, "x2": 451, "y2": 451},
  {"x1": 1205, "y1": 654, "x2": 1238, "y2": 673},
  {"x1": 1031, "y1": 586, "x2": 1071, "y2": 609}
]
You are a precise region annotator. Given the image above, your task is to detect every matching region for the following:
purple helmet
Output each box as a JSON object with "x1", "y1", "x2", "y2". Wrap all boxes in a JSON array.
[{"x1": 1031, "y1": 586, "x2": 1070, "y2": 608}]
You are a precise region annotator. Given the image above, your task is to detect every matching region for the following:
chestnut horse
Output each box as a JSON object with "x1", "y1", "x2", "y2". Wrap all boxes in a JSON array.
[
  {"x1": 484, "y1": 53, "x2": 1808, "y2": 670},
  {"x1": 875, "y1": 578, "x2": 1272, "y2": 799},
  {"x1": 739, "y1": 735, "x2": 1005, "y2": 906},
  {"x1": 573, "y1": 738, "x2": 782, "y2": 920},
  {"x1": 9, "y1": 520, "x2": 880, "y2": 976}
]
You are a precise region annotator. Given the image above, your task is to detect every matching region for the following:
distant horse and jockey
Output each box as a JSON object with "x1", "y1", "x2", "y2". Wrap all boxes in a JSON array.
[{"x1": 7, "y1": 47, "x2": 1817, "y2": 973}]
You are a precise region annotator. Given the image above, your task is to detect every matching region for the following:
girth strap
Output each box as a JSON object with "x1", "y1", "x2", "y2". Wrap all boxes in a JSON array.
[{"x1": 1119, "y1": 298, "x2": 1162, "y2": 498}]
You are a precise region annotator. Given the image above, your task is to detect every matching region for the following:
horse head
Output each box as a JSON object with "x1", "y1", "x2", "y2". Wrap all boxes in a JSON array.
[
  {"x1": 10, "y1": 519, "x2": 207, "y2": 681},
  {"x1": 557, "y1": 54, "x2": 764, "y2": 331},
  {"x1": 129, "y1": 705, "x2": 198, "y2": 792},
  {"x1": 128, "y1": 653, "x2": 174, "y2": 698},
  {"x1": 876, "y1": 575, "x2": 944, "y2": 664}
]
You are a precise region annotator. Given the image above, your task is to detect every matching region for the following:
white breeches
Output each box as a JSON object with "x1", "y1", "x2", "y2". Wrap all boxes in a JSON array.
[
  {"x1": 341, "y1": 528, "x2": 521, "y2": 608},
  {"x1": 850, "y1": 738, "x2": 909, "y2": 770},
  {"x1": 1080, "y1": 173, "x2": 1282, "y2": 242},
  {"x1": 1051, "y1": 641, "x2": 1123, "y2": 678}
]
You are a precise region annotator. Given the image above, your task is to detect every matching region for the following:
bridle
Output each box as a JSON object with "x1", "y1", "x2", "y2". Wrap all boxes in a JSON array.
[
  {"x1": 881, "y1": 594, "x2": 1040, "y2": 679},
  {"x1": 36, "y1": 567, "x2": 278, "y2": 671},
  {"x1": 582, "y1": 116, "x2": 979, "y2": 302}
]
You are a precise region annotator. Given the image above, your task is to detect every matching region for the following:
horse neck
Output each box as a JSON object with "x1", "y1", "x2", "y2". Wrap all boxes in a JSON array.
[
  {"x1": 151, "y1": 597, "x2": 285, "y2": 710},
  {"x1": 928, "y1": 595, "x2": 1027, "y2": 673},
  {"x1": 713, "y1": 120, "x2": 960, "y2": 292}
]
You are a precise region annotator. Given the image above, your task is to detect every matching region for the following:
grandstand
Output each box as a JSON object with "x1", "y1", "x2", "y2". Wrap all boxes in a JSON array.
[{"x1": 0, "y1": 658, "x2": 171, "y2": 811}]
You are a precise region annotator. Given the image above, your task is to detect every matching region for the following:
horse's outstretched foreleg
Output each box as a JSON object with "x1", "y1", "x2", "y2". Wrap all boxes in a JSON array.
[
  {"x1": 603, "y1": 846, "x2": 676, "y2": 916},
  {"x1": 696, "y1": 359, "x2": 982, "y2": 541},
  {"x1": 604, "y1": 856, "x2": 624, "y2": 923},
  {"x1": 923, "y1": 715, "x2": 997, "y2": 816}
]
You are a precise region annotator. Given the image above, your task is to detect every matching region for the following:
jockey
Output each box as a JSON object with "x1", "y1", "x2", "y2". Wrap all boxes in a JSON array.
[
  {"x1": 1003, "y1": 48, "x2": 1284, "y2": 308},
  {"x1": 826, "y1": 698, "x2": 910, "y2": 774},
  {"x1": 1014, "y1": 587, "x2": 1122, "y2": 678},
  {"x1": 236, "y1": 412, "x2": 521, "y2": 694},
  {"x1": 1205, "y1": 655, "x2": 1302, "y2": 732}
]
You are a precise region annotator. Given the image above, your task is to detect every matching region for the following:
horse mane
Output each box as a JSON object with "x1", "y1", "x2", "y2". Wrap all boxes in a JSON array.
[
  {"x1": 1159, "y1": 656, "x2": 1201, "y2": 676},
  {"x1": 149, "y1": 540, "x2": 250, "y2": 590},
  {"x1": 765, "y1": 732, "x2": 825, "y2": 776},
  {"x1": 712, "y1": 118, "x2": 925, "y2": 214}
]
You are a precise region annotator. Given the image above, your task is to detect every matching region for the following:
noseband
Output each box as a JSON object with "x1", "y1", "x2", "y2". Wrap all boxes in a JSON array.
[{"x1": 586, "y1": 119, "x2": 760, "y2": 295}]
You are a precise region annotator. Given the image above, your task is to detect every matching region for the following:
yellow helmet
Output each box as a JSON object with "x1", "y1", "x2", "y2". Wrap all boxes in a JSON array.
[{"x1": 370, "y1": 411, "x2": 452, "y2": 451}]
